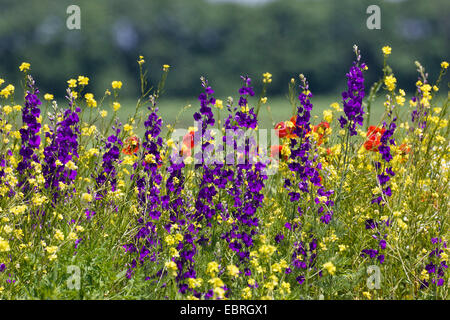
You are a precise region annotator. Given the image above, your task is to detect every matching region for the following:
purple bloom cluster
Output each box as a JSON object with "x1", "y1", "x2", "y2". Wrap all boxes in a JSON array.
[
  {"x1": 234, "y1": 76, "x2": 258, "y2": 129},
  {"x1": 193, "y1": 78, "x2": 215, "y2": 130},
  {"x1": 124, "y1": 105, "x2": 164, "y2": 278},
  {"x1": 192, "y1": 80, "x2": 219, "y2": 224},
  {"x1": 42, "y1": 103, "x2": 80, "y2": 201},
  {"x1": 95, "y1": 124, "x2": 122, "y2": 197},
  {"x1": 420, "y1": 237, "x2": 448, "y2": 289},
  {"x1": 278, "y1": 76, "x2": 335, "y2": 286},
  {"x1": 360, "y1": 218, "x2": 389, "y2": 264},
  {"x1": 167, "y1": 80, "x2": 222, "y2": 296},
  {"x1": 371, "y1": 120, "x2": 396, "y2": 205},
  {"x1": 364, "y1": 117, "x2": 397, "y2": 260},
  {"x1": 17, "y1": 78, "x2": 42, "y2": 191},
  {"x1": 338, "y1": 50, "x2": 366, "y2": 136},
  {"x1": 284, "y1": 76, "x2": 334, "y2": 224},
  {"x1": 220, "y1": 77, "x2": 266, "y2": 262},
  {"x1": 136, "y1": 108, "x2": 164, "y2": 219},
  {"x1": 289, "y1": 239, "x2": 318, "y2": 285}
]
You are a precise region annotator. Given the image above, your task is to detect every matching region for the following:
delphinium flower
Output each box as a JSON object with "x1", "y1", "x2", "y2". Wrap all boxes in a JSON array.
[
  {"x1": 280, "y1": 74, "x2": 334, "y2": 286},
  {"x1": 289, "y1": 239, "x2": 319, "y2": 285},
  {"x1": 364, "y1": 83, "x2": 398, "y2": 263},
  {"x1": 95, "y1": 123, "x2": 122, "y2": 198},
  {"x1": 359, "y1": 218, "x2": 389, "y2": 264},
  {"x1": 370, "y1": 67, "x2": 398, "y2": 205},
  {"x1": 16, "y1": 76, "x2": 42, "y2": 193},
  {"x1": 234, "y1": 76, "x2": 258, "y2": 129},
  {"x1": 166, "y1": 77, "x2": 219, "y2": 296},
  {"x1": 420, "y1": 237, "x2": 448, "y2": 289},
  {"x1": 193, "y1": 76, "x2": 215, "y2": 131},
  {"x1": 135, "y1": 97, "x2": 164, "y2": 220},
  {"x1": 159, "y1": 157, "x2": 194, "y2": 293},
  {"x1": 42, "y1": 91, "x2": 81, "y2": 202},
  {"x1": 192, "y1": 77, "x2": 219, "y2": 224},
  {"x1": 338, "y1": 45, "x2": 367, "y2": 136},
  {"x1": 284, "y1": 74, "x2": 334, "y2": 224},
  {"x1": 221, "y1": 76, "x2": 266, "y2": 264},
  {"x1": 370, "y1": 121, "x2": 396, "y2": 205},
  {"x1": 124, "y1": 97, "x2": 164, "y2": 279}
]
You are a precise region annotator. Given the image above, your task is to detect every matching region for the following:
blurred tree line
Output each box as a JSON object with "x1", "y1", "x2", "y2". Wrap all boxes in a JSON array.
[{"x1": 0, "y1": 0, "x2": 448, "y2": 99}]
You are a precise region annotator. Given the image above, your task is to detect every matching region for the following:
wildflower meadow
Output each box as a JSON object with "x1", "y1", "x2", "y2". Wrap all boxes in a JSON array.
[{"x1": 0, "y1": 44, "x2": 448, "y2": 301}]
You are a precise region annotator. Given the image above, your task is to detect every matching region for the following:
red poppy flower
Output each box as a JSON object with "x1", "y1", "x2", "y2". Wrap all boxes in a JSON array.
[
  {"x1": 313, "y1": 121, "x2": 330, "y2": 146},
  {"x1": 122, "y1": 136, "x2": 140, "y2": 155},
  {"x1": 364, "y1": 126, "x2": 385, "y2": 152},
  {"x1": 270, "y1": 145, "x2": 289, "y2": 161},
  {"x1": 181, "y1": 129, "x2": 195, "y2": 157},
  {"x1": 183, "y1": 130, "x2": 195, "y2": 149},
  {"x1": 270, "y1": 145, "x2": 282, "y2": 158},
  {"x1": 275, "y1": 121, "x2": 289, "y2": 138}
]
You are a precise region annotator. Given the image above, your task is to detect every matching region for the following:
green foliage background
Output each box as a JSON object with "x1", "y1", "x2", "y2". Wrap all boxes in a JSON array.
[{"x1": 0, "y1": 0, "x2": 448, "y2": 99}]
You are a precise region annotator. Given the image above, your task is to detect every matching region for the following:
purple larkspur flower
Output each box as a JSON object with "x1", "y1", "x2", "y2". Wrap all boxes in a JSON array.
[{"x1": 338, "y1": 47, "x2": 366, "y2": 136}]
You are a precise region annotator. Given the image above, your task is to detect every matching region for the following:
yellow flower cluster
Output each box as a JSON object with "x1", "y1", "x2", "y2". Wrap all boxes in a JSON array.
[
  {"x1": 78, "y1": 75, "x2": 89, "y2": 86},
  {"x1": 382, "y1": 46, "x2": 392, "y2": 55},
  {"x1": 384, "y1": 75, "x2": 396, "y2": 92},
  {"x1": 19, "y1": 62, "x2": 31, "y2": 72},
  {"x1": 0, "y1": 84, "x2": 15, "y2": 98},
  {"x1": 112, "y1": 80, "x2": 123, "y2": 89},
  {"x1": 84, "y1": 93, "x2": 97, "y2": 107},
  {"x1": 262, "y1": 72, "x2": 272, "y2": 84}
]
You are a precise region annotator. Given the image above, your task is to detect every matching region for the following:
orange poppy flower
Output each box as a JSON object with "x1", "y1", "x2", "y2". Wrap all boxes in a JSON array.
[
  {"x1": 399, "y1": 143, "x2": 411, "y2": 155},
  {"x1": 398, "y1": 143, "x2": 411, "y2": 163},
  {"x1": 364, "y1": 126, "x2": 385, "y2": 152},
  {"x1": 122, "y1": 136, "x2": 140, "y2": 155}
]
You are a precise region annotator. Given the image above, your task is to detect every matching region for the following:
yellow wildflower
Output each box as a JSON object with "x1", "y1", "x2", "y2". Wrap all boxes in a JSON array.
[
  {"x1": 113, "y1": 102, "x2": 121, "y2": 112},
  {"x1": 81, "y1": 193, "x2": 93, "y2": 202},
  {"x1": 262, "y1": 72, "x2": 272, "y2": 83},
  {"x1": 19, "y1": 62, "x2": 31, "y2": 72},
  {"x1": 112, "y1": 81, "x2": 123, "y2": 89},
  {"x1": 67, "y1": 79, "x2": 77, "y2": 88},
  {"x1": 78, "y1": 76, "x2": 89, "y2": 86},
  {"x1": 323, "y1": 261, "x2": 336, "y2": 275},
  {"x1": 227, "y1": 264, "x2": 240, "y2": 278},
  {"x1": 382, "y1": 46, "x2": 392, "y2": 55},
  {"x1": 207, "y1": 261, "x2": 219, "y2": 276},
  {"x1": 0, "y1": 238, "x2": 11, "y2": 252},
  {"x1": 384, "y1": 75, "x2": 396, "y2": 91}
]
